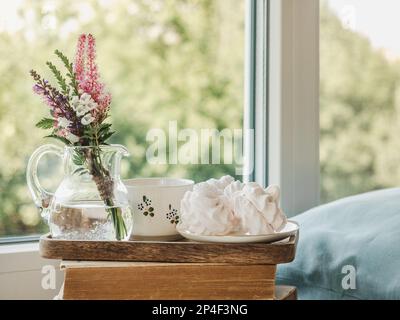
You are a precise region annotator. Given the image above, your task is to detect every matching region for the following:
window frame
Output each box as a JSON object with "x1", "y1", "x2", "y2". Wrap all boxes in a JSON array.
[
  {"x1": 268, "y1": 0, "x2": 320, "y2": 217},
  {"x1": 244, "y1": 0, "x2": 269, "y2": 186},
  {"x1": 0, "y1": 235, "x2": 41, "y2": 244},
  {"x1": 246, "y1": 0, "x2": 320, "y2": 217}
]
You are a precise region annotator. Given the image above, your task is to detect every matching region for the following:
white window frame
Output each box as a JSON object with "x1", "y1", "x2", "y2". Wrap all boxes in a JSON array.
[
  {"x1": 246, "y1": 0, "x2": 319, "y2": 217},
  {"x1": 1, "y1": 0, "x2": 320, "y2": 298},
  {"x1": 244, "y1": 0, "x2": 269, "y2": 185},
  {"x1": 269, "y1": 0, "x2": 319, "y2": 216}
]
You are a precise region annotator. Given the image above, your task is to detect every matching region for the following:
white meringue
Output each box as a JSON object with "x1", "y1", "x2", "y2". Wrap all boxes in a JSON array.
[
  {"x1": 178, "y1": 177, "x2": 240, "y2": 235},
  {"x1": 206, "y1": 175, "x2": 235, "y2": 191},
  {"x1": 178, "y1": 176, "x2": 287, "y2": 236},
  {"x1": 223, "y1": 180, "x2": 244, "y2": 198},
  {"x1": 231, "y1": 183, "x2": 287, "y2": 235}
]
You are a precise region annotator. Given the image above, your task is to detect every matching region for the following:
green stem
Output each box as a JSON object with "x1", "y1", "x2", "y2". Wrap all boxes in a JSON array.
[
  {"x1": 86, "y1": 145, "x2": 128, "y2": 241},
  {"x1": 105, "y1": 198, "x2": 127, "y2": 241}
]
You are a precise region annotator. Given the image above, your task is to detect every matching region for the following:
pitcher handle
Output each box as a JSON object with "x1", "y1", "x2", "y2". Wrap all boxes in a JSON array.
[{"x1": 26, "y1": 144, "x2": 64, "y2": 222}]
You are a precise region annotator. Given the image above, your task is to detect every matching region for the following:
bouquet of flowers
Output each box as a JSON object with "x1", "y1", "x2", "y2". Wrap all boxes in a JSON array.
[{"x1": 30, "y1": 34, "x2": 127, "y2": 240}]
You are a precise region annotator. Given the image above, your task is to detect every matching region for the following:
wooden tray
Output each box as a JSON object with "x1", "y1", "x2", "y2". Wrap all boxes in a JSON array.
[{"x1": 40, "y1": 230, "x2": 298, "y2": 265}]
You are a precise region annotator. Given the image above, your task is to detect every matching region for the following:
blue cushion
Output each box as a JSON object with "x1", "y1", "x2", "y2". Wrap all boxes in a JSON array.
[{"x1": 276, "y1": 188, "x2": 400, "y2": 300}]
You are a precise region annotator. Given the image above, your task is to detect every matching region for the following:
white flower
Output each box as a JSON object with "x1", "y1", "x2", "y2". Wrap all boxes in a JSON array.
[
  {"x1": 88, "y1": 100, "x2": 98, "y2": 110},
  {"x1": 57, "y1": 117, "x2": 71, "y2": 128},
  {"x1": 70, "y1": 94, "x2": 98, "y2": 117},
  {"x1": 66, "y1": 132, "x2": 80, "y2": 144},
  {"x1": 81, "y1": 113, "x2": 95, "y2": 125},
  {"x1": 70, "y1": 96, "x2": 80, "y2": 109},
  {"x1": 80, "y1": 93, "x2": 92, "y2": 103},
  {"x1": 75, "y1": 105, "x2": 90, "y2": 117}
]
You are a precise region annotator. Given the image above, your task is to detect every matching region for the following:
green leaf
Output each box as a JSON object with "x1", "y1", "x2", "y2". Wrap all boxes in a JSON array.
[
  {"x1": 46, "y1": 61, "x2": 69, "y2": 96},
  {"x1": 44, "y1": 134, "x2": 71, "y2": 145},
  {"x1": 72, "y1": 152, "x2": 86, "y2": 166},
  {"x1": 54, "y1": 50, "x2": 73, "y2": 74},
  {"x1": 99, "y1": 131, "x2": 115, "y2": 143},
  {"x1": 84, "y1": 126, "x2": 95, "y2": 136},
  {"x1": 54, "y1": 50, "x2": 79, "y2": 96},
  {"x1": 99, "y1": 123, "x2": 112, "y2": 134},
  {"x1": 36, "y1": 118, "x2": 54, "y2": 129},
  {"x1": 81, "y1": 134, "x2": 94, "y2": 139},
  {"x1": 72, "y1": 167, "x2": 89, "y2": 176}
]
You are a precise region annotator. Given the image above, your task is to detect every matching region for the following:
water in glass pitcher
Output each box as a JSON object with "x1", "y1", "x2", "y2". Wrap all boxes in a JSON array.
[{"x1": 49, "y1": 204, "x2": 133, "y2": 241}]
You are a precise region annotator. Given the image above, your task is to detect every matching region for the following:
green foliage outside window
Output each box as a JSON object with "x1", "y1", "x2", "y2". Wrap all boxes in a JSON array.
[
  {"x1": 320, "y1": 1, "x2": 400, "y2": 203},
  {"x1": 0, "y1": 0, "x2": 244, "y2": 236}
]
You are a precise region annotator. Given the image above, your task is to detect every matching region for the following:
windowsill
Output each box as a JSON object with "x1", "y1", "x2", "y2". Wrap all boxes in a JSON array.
[
  {"x1": 0, "y1": 241, "x2": 63, "y2": 299},
  {"x1": 0, "y1": 241, "x2": 44, "y2": 274},
  {"x1": 0, "y1": 240, "x2": 63, "y2": 299},
  {"x1": 0, "y1": 241, "x2": 39, "y2": 255}
]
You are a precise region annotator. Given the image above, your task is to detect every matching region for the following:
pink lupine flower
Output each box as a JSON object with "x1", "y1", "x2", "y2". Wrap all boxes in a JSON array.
[
  {"x1": 74, "y1": 34, "x2": 112, "y2": 121},
  {"x1": 74, "y1": 34, "x2": 86, "y2": 85},
  {"x1": 85, "y1": 34, "x2": 101, "y2": 95},
  {"x1": 99, "y1": 92, "x2": 112, "y2": 115}
]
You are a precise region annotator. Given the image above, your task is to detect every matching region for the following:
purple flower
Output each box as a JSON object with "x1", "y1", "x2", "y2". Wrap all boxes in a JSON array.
[
  {"x1": 30, "y1": 69, "x2": 85, "y2": 139},
  {"x1": 33, "y1": 84, "x2": 44, "y2": 94}
]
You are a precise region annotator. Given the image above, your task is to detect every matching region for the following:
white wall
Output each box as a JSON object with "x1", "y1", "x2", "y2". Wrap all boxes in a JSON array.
[{"x1": 0, "y1": 243, "x2": 63, "y2": 299}]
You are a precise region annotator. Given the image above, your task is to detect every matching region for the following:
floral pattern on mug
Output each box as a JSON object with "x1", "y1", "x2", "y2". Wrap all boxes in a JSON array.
[
  {"x1": 166, "y1": 204, "x2": 179, "y2": 224},
  {"x1": 137, "y1": 195, "x2": 155, "y2": 217}
]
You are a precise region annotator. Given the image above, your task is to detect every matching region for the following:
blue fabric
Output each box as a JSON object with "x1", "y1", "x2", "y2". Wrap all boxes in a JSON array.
[{"x1": 276, "y1": 188, "x2": 400, "y2": 300}]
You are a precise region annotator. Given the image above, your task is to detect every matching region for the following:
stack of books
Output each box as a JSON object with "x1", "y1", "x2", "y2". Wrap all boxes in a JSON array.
[
  {"x1": 40, "y1": 233, "x2": 298, "y2": 300},
  {"x1": 61, "y1": 261, "x2": 279, "y2": 300}
]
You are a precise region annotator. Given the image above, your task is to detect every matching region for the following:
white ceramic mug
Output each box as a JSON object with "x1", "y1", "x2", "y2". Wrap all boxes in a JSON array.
[{"x1": 124, "y1": 178, "x2": 194, "y2": 241}]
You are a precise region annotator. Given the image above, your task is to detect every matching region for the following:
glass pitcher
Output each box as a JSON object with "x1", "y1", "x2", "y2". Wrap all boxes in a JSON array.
[{"x1": 27, "y1": 144, "x2": 133, "y2": 241}]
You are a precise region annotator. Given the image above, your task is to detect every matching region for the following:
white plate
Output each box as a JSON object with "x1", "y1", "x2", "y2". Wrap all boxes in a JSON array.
[{"x1": 177, "y1": 221, "x2": 299, "y2": 244}]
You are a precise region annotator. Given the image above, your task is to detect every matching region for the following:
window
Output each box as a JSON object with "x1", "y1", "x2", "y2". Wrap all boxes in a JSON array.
[
  {"x1": 0, "y1": 0, "x2": 246, "y2": 238},
  {"x1": 320, "y1": 0, "x2": 400, "y2": 203}
]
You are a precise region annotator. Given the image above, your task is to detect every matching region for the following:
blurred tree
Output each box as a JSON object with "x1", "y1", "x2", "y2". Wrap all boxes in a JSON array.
[
  {"x1": 4, "y1": 0, "x2": 399, "y2": 235},
  {"x1": 0, "y1": 0, "x2": 244, "y2": 236},
  {"x1": 320, "y1": 1, "x2": 400, "y2": 202}
]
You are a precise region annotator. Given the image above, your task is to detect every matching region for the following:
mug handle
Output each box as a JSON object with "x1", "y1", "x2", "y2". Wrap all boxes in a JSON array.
[{"x1": 26, "y1": 144, "x2": 64, "y2": 222}]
